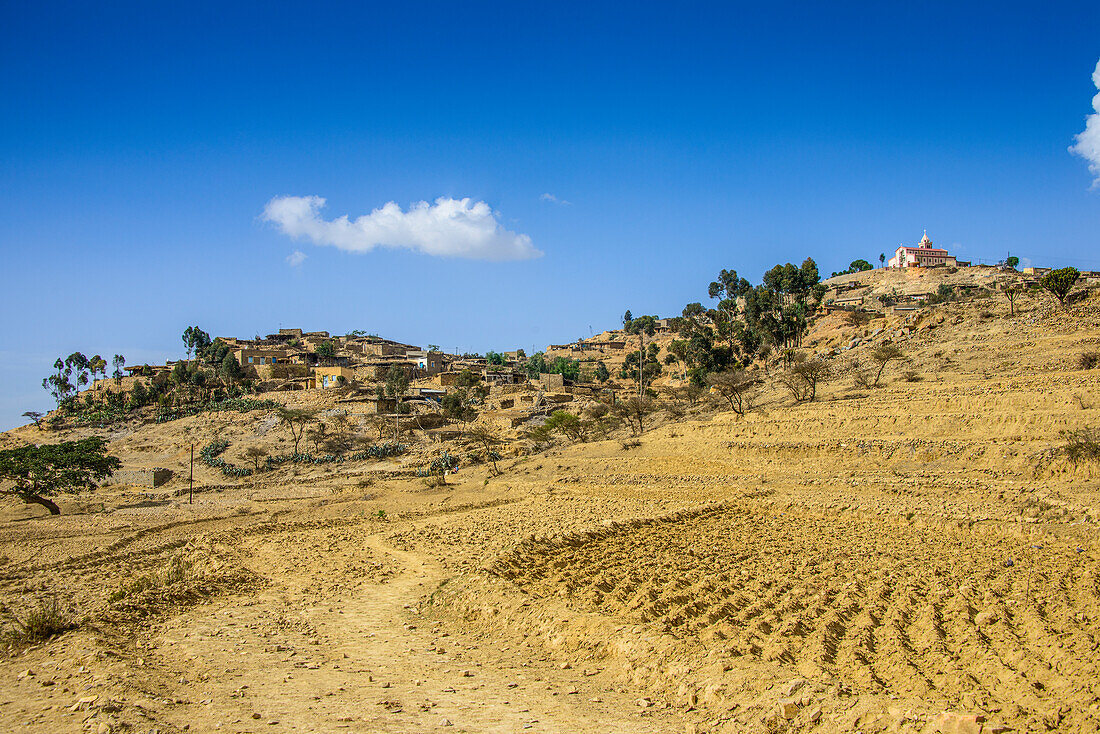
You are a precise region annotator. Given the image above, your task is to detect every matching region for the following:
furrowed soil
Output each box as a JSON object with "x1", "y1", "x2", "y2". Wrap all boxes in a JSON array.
[{"x1": 1, "y1": 295, "x2": 1099, "y2": 733}]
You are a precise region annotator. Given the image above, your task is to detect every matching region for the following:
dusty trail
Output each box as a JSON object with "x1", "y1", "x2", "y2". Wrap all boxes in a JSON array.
[{"x1": 138, "y1": 516, "x2": 685, "y2": 733}]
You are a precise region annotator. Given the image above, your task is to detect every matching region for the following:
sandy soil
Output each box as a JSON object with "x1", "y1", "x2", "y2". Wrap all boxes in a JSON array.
[{"x1": 1, "y1": 290, "x2": 1099, "y2": 733}]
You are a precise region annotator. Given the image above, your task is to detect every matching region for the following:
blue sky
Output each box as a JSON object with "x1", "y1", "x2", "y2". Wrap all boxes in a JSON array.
[{"x1": 2, "y1": 2, "x2": 1099, "y2": 429}]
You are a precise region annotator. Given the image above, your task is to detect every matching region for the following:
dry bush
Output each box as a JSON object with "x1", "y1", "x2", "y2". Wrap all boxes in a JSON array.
[
  {"x1": 903, "y1": 370, "x2": 923, "y2": 382},
  {"x1": 613, "y1": 396, "x2": 657, "y2": 435},
  {"x1": 620, "y1": 438, "x2": 641, "y2": 450},
  {"x1": 523, "y1": 424, "x2": 554, "y2": 450},
  {"x1": 675, "y1": 383, "x2": 707, "y2": 406},
  {"x1": 706, "y1": 370, "x2": 758, "y2": 415},
  {"x1": 4, "y1": 598, "x2": 76, "y2": 644},
  {"x1": 1078, "y1": 352, "x2": 1100, "y2": 370},
  {"x1": 582, "y1": 402, "x2": 620, "y2": 439},
  {"x1": 845, "y1": 310, "x2": 873, "y2": 327},
  {"x1": 1061, "y1": 428, "x2": 1100, "y2": 464},
  {"x1": 851, "y1": 359, "x2": 873, "y2": 389},
  {"x1": 778, "y1": 354, "x2": 831, "y2": 402}
]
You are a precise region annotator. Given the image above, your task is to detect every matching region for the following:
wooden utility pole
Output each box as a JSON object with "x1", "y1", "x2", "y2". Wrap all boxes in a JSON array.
[{"x1": 189, "y1": 443, "x2": 194, "y2": 504}]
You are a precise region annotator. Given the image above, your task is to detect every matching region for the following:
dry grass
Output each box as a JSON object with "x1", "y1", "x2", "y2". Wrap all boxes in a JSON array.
[{"x1": 4, "y1": 598, "x2": 76, "y2": 645}]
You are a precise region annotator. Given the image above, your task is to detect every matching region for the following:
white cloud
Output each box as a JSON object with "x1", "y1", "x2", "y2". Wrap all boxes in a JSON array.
[
  {"x1": 1069, "y1": 58, "x2": 1100, "y2": 186},
  {"x1": 262, "y1": 195, "x2": 541, "y2": 261},
  {"x1": 540, "y1": 192, "x2": 570, "y2": 205},
  {"x1": 286, "y1": 250, "x2": 307, "y2": 267}
]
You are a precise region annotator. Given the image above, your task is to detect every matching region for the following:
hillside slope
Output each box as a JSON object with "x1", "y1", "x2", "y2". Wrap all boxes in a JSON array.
[{"x1": 0, "y1": 290, "x2": 1098, "y2": 733}]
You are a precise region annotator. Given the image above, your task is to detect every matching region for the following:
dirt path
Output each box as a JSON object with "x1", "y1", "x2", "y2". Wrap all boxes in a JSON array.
[{"x1": 140, "y1": 517, "x2": 686, "y2": 733}]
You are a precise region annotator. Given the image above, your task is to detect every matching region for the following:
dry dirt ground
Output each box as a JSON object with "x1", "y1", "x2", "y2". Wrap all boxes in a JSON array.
[{"x1": 1, "y1": 294, "x2": 1099, "y2": 733}]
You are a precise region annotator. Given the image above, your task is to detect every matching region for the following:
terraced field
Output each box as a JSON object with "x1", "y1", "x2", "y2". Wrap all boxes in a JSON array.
[{"x1": 492, "y1": 504, "x2": 1100, "y2": 729}]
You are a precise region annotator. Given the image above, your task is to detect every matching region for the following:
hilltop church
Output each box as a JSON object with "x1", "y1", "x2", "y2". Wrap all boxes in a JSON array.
[{"x1": 887, "y1": 232, "x2": 957, "y2": 269}]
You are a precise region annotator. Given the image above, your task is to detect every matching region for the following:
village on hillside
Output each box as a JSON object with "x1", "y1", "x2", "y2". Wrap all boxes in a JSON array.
[
  {"x1": 89, "y1": 234, "x2": 1090, "y2": 433},
  {"x1": 4, "y1": 238, "x2": 1100, "y2": 734},
  {"x1": 13, "y1": 236, "x2": 1089, "y2": 490}
]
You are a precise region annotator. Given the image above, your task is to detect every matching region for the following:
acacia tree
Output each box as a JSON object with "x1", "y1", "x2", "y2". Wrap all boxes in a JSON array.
[
  {"x1": 614, "y1": 395, "x2": 656, "y2": 435},
  {"x1": 307, "y1": 422, "x2": 329, "y2": 453},
  {"x1": 466, "y1": 423, "x2": 504, "y2": 475},
  {"x1": 324, "y1": 414, "x2": 356, "y2": 455},
  {"x1": 706, "y1": 369, "x2": 757, "y2": 415},
  {"x1": 277, "y1": 407, "x2": 317, "y2": 456},
  {"x1": 22, "y1": 411, "x2": 44, "y2": 430},
  {"x1": 243, "y1": 446, "x2": 269, "y2": 477},
  {"x1": 545, "y1": 410, "x2": 585, "y2": 442},
  {"x1": 1040, "y1": 267, "x2": 1079, "y2": 309},
  {"x1": 779, "y1": 354, "x2": 831, "y2": 402},
  {"x1": 0, "y1": 437, "x2": 120, "y2": 515},
  {"x1": 869, "y1": 343, "x2": 904, "y2": 386}
]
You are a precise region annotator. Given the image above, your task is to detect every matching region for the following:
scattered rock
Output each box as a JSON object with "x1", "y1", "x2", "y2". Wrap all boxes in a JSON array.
[
  {"x1": 932, "y1": 711, "x2": 985, "y2": 734},
  {"x1": 975, "y1": 609, "x2": 999, "y2": 626},
  {"x1": 777, "y1": 698, "x2": 800, "y2": 720},
  {"x1": 784, "y1": 678, "x2": 806, "y2": 697}
]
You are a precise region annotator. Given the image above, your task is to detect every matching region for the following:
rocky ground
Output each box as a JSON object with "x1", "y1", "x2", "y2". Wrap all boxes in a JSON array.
[{"x1": 1, "y1": 291, "x2": 1098, "y2": 733}]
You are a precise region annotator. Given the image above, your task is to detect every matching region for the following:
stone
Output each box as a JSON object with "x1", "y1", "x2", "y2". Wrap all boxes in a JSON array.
[
  {"x1": 777, "y1": 698, "x2": 800, "y2": 720},
  {"x1": 975, "y1": 609, "x2": 999, "y2": 626},
  {"x1": 932, "y1": 711, "x2": 985, "y2": 734},
  {"x1": 439, "y1": 718, "x2": 453, "y2": 727},
  {"x1": 784, "y1": 678, "x2": 806, "y2": 697}
]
